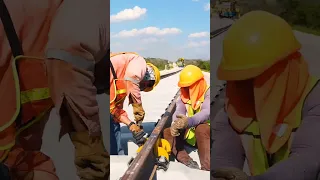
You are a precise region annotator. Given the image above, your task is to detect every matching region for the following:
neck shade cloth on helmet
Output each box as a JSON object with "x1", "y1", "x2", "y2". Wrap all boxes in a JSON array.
[
  {"x1": 180, "y1": 78, "x2": 207, "y2": 110},
  {"x1": 225, "y1": 52, "x2": 311, "y2": 153}
]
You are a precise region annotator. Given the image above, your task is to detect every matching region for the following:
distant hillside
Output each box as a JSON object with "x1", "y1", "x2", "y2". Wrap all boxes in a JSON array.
[
  {"x1": 212, "y1": 0, "x2": 320, "y2": 31},
  {"x1": 144, "y1": 57, "x2": 169, "y2": 71},
  {"x1": 144, "y1": 57, "x2": 210, "y2": 72},
  {"x1": 183, "y1": 59, "x2": 210, "y2": 72}
]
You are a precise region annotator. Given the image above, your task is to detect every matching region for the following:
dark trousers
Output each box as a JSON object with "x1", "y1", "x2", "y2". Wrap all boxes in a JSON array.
[{"x1": 163, "y1": 123, "x2": 210, "y2": 170}]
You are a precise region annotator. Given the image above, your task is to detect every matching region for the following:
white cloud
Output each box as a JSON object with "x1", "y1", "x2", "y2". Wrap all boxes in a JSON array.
[
  {"x1": 204, "y1": 3, "x2": 210, "y2": 11},
  {"x1": 112, "y1": 42, "x2": 122, "y2": 47},
  {"x1": 187, "y1": 40, "x2": 210, "y2": 48},
  {"x1": 141, "y1": 37, "x2": 165, "y2": 43},
  {"x1": 111, "y1": 6, "x2": 147, "y2": 23},
  {"x1": 188, "y1": 32, "x2": 209, "y2": 38},
  {"x1": 112, "y1": 27, "x2": 182, "y2": 38}
]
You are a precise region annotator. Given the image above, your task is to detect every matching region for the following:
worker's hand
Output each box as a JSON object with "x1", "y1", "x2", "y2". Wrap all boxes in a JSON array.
[
  {"x1": 170, "y1": 126, "x2": 180, "y2": 137},
  {"x1": 132, "y1": 103, "x2": 145, "y2": 123},
  {"x1": 128, "y1": 122, "x2": 147, "y2": 146},
  {"x1": 212, "y1": 167, "x2": 249, "y2": 180},
  {"x1": 170, "y1": 114, "x2": 189, "y2": 136},
  {"x1": 132, "y1": 130, "x2": 147, "y2": 146},
  {"x1": 128, "y1": 123, "x2": 142, "y2": 132}
]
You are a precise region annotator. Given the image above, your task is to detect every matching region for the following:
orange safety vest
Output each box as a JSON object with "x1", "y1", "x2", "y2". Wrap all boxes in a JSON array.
[
  {"x1": 0, "y1": 3, "x2": 53, "y2": 161},
  {"x1": 109, "y1": 52, "x2": 139, "y2": 113}
]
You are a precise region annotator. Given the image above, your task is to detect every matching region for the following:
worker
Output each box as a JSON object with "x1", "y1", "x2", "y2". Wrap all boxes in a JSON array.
[
  {"x1": 163, "y1": 65, "x2": 210, "y2": 170},
  {"x1": 0, "y1": 0, "x2": 109, "y2": 179},
  {"x1": 211, "y1": 11, "x2": 320, "y2": 180},
  {"x1": 109, "y1": 52, "x2": 161, "y2": 155}
]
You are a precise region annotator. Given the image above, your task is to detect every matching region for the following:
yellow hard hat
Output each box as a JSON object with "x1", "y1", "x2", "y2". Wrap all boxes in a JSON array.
[
  {"x1": 178, "y1": 65, "x2": 204, "y2": 87},
  {"x1": 217, "y1": 10, "x2": 301, "y2": 81},
  {"x1": 143, "y1": 63, "x2": 160, "y2": 92}
]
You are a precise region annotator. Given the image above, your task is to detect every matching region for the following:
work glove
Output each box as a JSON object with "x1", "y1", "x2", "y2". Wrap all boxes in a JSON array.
[
  {"x1": 70, "y1": 131, "x2": 110, "y2": 180},
  {"x1": 170, "y1": 114, "x2": 189, "y2": 137},
  {"x1": 128, "y1": 122, "x2": 147, "y2": 146},
  {"x1": 212, "y1": 167, "x2": 249, "y2": 180},
  {"x1": 132, "y1": 103, "x2": 145, "y2": 125}
]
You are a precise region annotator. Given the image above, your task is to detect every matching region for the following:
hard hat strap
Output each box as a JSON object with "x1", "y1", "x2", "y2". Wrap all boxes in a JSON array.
[
  {"x1": 0, "y1": 0, "x2": 24, "y2": 127},
  {"x1": 110, "y1": 60, "x2": 117, "y2": 79},
  {"x1": 0, "y1": 0, "x2": 24, "y2": 57}
]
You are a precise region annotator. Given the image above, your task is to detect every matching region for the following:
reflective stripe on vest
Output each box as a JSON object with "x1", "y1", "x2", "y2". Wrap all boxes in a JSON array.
[
  {"x1": 46, "y1": 49, "x2": 95, "y2": 72},
  {"x1": 20, "y1": 88, "x2": 50, "y2": 104},
  {"x1": 239, "y1": 77, "x2": 318, "y2": 176},
  {"x1": 110, "y1": 79, "x2": 127, "y2": 112},
  {"x1": 0, "y1": 3, "x2": 53, "y2": 162},
  {"x1": 184, "y1": 86, "x2": 210, "y2": 146},
  {"x1": 0, "y1": 55, "x2": 53, "y2": 162},
  {"x1": 109, "y1": 52, "x2": 139, "y2": 112}
]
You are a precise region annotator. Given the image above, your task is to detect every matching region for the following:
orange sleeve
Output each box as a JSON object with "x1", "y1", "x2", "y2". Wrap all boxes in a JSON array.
[{"x1": 111, "y1": 108, "x2": 129, "y2": 123}]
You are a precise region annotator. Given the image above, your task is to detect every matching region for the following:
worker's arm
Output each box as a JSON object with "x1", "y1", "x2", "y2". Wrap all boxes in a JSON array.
[
  {"x1": 125, "y1": 55, "x2": 147, "y2": 104},
  {"x1": 111, "y1": 108, "x2": 132, "y2": 126},
  {"x1": 211, "y1": 108, "x2": 245, "y2": 170},
  {"x1": 250, "y1": 86, "x2": 320, "y2": 180},
  {"x1": 45, "y1": 0, "x2": 108, "y2": 137},
  {"x1": 187, "y1": 89, "x2": 210, "y2": 127},
  {"x1": 172, "y1": 97, "x2": 187, "y2": 123},
  {"x1": 125, "y1": 56, "x2": 147, "y2": 123}
]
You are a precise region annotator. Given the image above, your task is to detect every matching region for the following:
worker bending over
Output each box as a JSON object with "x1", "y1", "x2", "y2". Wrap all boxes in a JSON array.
[
  {"x1": 212, "y1": 11, "x2": 320, "y2": 180},
  {"x1": 163, "y1": 65, "x2": 210, "y2": 170},
  {"x1": 110, "y1": 52, "x2": 160, "y2": 155},
  {"x1": 0, "y1": 0, "x2": 109, "y2": 179}
]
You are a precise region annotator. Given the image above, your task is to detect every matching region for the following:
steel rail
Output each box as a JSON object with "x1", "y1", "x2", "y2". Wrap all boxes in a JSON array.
[
  {"x1": 119, "y1": 69, "x2": 181, "y2": 180},
  {"x1": 210, "y1": 24, "x2": 231, "y2": 39},
  {"x1": 160, "y1": 69, "x2": 181, "y2": 79},
  {"x1": 121, "y1": 90, "x2": 180, "y2": 180}
]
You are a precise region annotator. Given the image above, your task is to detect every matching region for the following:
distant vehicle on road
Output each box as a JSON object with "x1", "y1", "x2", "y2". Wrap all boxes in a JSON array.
[
  {"x1": 177, "y1": 58, "x2": 185, "y2": 67},
  {"x1": 215, "y1": 0, "x2": 240, "y2": 19}
]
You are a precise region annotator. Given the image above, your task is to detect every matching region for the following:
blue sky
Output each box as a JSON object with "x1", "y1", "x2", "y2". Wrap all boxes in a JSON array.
[{"x1": 111, "y1": 0, "x2": 210, "y2": 61}]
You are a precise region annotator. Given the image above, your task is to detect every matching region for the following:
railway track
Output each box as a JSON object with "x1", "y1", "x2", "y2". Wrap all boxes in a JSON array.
[
  {"x1": 210, "y1": 24, "x2": 231, "y2": 39},
  {"x1": 119, "y1": 69, "x2": 181, "y2": 180},
  {"x1": 117, "y1": 24, "x2": 231, "y2": 180}
]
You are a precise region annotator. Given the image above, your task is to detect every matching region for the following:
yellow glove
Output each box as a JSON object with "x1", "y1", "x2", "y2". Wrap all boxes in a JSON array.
[
  {"x1": 170, "y1": 114, "x2": 189, "y2": 136},
  {"x1": 132, "y1": 103, "x2": 145, "y2": 125},
  {"x1": 70, "y1": 131, "x2": 109, "y2": 180}
]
